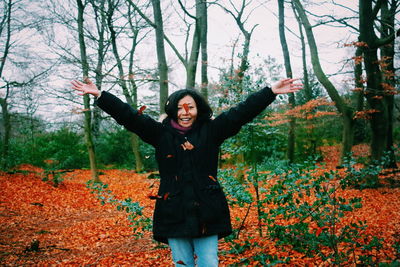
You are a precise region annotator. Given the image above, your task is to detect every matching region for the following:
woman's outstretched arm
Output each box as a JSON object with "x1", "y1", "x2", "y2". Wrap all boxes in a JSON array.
[
  {"x1": 71, "y1": 78, "x2": 162, "y2": 146},
  {"x1": 211, "y1": 78, "x2": 303, "y2": 144}
]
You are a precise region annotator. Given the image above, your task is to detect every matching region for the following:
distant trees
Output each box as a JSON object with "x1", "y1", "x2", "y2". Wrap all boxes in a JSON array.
[
  {"x1": 0, "y1": 0, "x2": 52, "y2": 169},
  {"x1": 293, "y1": 0, "x2": 399, "y2": 164}
]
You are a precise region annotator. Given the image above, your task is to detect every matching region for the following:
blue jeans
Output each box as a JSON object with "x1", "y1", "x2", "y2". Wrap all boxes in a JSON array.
[{"x1": 168, "y1": 235, "x2": 218, "y2": 267}]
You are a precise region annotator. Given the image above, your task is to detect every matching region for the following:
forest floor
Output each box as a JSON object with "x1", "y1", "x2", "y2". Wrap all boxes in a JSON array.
[{"x1": 0, "y1": 145, "x2": 399, "y2": 266}]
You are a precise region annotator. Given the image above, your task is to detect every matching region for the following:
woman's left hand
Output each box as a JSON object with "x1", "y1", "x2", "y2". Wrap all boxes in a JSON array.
[{"x1": 271, "y1": 78, "x2": 303, "y2": 94}]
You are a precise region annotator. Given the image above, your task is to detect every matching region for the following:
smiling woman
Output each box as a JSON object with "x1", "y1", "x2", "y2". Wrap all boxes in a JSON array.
[
  {"x1": 164, "y1": 89, "x2": 213, "y2": 129},
  {"x1": 71, "y1": 78, "x2": 302, "y2": 267},
  {"x1": 177, "y1": 96, "x2": 197, "y2": 128}
]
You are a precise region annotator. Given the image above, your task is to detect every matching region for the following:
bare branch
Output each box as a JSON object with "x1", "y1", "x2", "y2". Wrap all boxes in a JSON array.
[{"x1": 177, "y1": 0, "x2": 197, "y2": 20}]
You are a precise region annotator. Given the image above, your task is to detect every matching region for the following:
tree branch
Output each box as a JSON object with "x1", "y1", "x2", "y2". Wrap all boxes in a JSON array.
[{"x1": 126, "y1": 0, "x2": 186, "y2": 65}]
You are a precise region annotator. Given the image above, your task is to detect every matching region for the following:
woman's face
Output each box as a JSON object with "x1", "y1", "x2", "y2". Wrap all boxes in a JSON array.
[{"x1": 177, "y1": 95, "x2": 198, "y2": 128}]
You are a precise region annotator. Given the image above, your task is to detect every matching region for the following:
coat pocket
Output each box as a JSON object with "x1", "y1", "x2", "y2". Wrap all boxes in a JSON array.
[
  {"x1": 155, "y1": 191, "x2": 185, "y2": 224},
  {"x1": 198, "y1": 185, "x2": 230, "y2": 223}
]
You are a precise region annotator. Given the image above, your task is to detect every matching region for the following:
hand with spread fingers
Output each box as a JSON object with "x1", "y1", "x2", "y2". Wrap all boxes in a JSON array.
[
  {"x1": 71, "y1": 78, "x2": 101, "y2": 97},
  {"x1": 271, "y1": 78, "x2": 303, "y2": 94}
]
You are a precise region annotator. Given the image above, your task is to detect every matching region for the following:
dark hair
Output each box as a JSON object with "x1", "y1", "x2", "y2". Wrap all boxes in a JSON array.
[{"x1": 164, "y1": 89, "x2": 213, "y2": 123}]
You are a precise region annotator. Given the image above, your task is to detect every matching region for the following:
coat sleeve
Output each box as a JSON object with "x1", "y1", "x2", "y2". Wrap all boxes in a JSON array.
[
  {"x1": 95, "y1": 91, "x2": 162, "y2": 146},
  {"x1": 211, "y1": 86, "x2": 277, "y2": 145}
]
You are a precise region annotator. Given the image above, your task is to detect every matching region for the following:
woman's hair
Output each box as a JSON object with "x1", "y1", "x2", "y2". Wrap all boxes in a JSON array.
[{"x1": 164, "y1": 89, "x2": 213, "y2": 123}]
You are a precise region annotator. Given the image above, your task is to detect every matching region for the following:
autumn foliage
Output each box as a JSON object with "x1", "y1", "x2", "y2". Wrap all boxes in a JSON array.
[
  {"x1": 267, "y1": 98, "x2": 338, "y2": 127},
  {"x1": 1, "y1": 145, "x2": 399, "y2": 266}
]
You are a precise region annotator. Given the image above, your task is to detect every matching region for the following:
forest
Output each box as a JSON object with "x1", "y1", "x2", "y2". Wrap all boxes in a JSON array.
[{"x1": 0, "y1": 0, "x2": 399, "y2": 266}]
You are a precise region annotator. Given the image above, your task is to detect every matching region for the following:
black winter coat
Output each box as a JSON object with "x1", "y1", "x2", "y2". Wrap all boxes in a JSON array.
[{"x1": 96, "y1": 87, "x2": 276, "y2": 244}]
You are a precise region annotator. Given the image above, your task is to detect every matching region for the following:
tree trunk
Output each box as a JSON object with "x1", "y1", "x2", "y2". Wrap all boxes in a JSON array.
[
  {"x1": 185, "y1": 23, "x2": 200, "y2": 89},
  {"x1": 76, "y1": 0, "x2": 99, "y2": 182},
  {"x1": 293, "y1": 0, "x2": 355, "y2": 162},
  {"x1": 236, "y1": 32, "x2": 250, "y2": 93},
  {"x1": 380, "y1": 0, "x2": 397, "y2": 167},
  {"x1": 353, "y1": 47, "x2": 367, "y2": 144},
  {"x1": 294, "y1": 3, "x2": 312, "y2": 101},
  {"x1": 197, "y1": 0, "x2": 208, "y2": 99},
  {"x1": 342, "y1": 110, "x2": 355, "y2": 159},
  {"x1": 278, "y1": 0, "x2": 296, "y2": 163},
  {"x1": 90, "y1": 0, "x2": 107, "y2": 141},
  {"x1": 0, "y1": 94, "x2": 11, "y2": 169},
  {"x1": 151, "y1": 0, "x2": 169, "y2": 113}
]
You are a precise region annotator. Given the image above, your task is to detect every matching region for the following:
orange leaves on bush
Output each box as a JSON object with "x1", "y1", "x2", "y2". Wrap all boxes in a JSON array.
[
  {"x1": 353, "y1": 109, "x2": 381, "y2": 120},
  {"x1": 267, "y1": 98, "x2": 337, "y2": 126}
]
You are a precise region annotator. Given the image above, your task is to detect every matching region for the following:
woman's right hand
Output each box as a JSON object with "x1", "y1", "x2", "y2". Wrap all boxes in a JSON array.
[{"x1": 71, "y1": 78, "x2": 101, "y2": 97}]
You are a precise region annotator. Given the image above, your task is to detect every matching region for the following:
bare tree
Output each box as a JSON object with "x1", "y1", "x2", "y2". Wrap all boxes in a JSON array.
[
  {"x1": 76, "y1": 0, "x2": 99, "y2": 181},
  {"x1": 214, "y1": 0, "x2": 259, "y2": 93},
  {"x1": 106, "y1": 0, "x2": 145, "y2": 172}
]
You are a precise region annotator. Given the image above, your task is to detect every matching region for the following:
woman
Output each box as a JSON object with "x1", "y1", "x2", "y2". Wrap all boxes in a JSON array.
[{"x1": 71, "y1": 78, "x2": 302, "y2": 266}]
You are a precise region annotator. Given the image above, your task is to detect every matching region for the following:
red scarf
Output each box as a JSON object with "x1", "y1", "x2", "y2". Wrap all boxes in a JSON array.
[{"x1": 170, "y1": 119, "x2": 192, "y2": 134}]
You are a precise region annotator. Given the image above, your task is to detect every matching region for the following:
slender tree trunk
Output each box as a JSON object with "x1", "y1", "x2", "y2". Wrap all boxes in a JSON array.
[
  {"x1": 90, "y1": 0, "x2": 107, "y2": 140},
  {"x1": 197, "y1": 0, "x2": 208, "y2": 99},
  {"x1": 278, "y1": 0, "x2": 296, "y2": 163},
  {"x1": 151, "y1": 0, "x2": 169, "y2": 113},
  {"x1": 128, "y1": 9, "x2": 144, "y2": 172},
  {"x1": 185, "y1": 23, "x2": 200, "y2": 89},
  {"x1": 0, "y1": 93, "x2": 10, "y2": 169},
  {"x1": 236, "y1": 32, "x2": 250, "y2": 93},
  {"x1": 76, "y1": 0, "x2": 99, "y2": 182},
  {"x1": 294, "y1": 4, "x2": 311, "y2": 101}
]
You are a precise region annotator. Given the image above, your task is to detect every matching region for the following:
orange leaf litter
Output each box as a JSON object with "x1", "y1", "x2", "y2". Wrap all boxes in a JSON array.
[{"x1": 0, "y1": 145, "x2": 399, "y2": 266}]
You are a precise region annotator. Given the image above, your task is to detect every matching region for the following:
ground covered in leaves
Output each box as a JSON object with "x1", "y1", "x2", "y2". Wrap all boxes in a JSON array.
[{"x1": 0, "y1": 145, "x2": 399, "y2": 266}]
